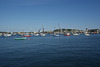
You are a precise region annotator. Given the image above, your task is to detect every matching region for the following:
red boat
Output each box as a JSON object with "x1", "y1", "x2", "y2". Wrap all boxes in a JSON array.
[
  {"x1": 23, "y1": 35, "x2": 31, "y2": 37},
  {"x1": 64, "y1": 33, "x2": 70, "y2": 36}
]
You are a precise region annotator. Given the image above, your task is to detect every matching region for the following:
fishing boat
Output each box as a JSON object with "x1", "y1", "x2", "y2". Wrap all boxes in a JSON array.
[
  {"x1": 14, "y1": 37, "x2": 27, "y2": 40},
  {"x1": 23, "y1": 35, "x2": 31, "y2": 37},
  {"x1": 64, "y1": 33, "x2": 70, "y2": 36},
  {"x1": 23, "y1": 34, "x2": 31, "y2": 37}
]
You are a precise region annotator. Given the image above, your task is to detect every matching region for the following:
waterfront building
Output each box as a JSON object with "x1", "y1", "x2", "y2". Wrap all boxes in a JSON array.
[
  {"x1": 53, "y1": 29, "x2": 84, "y2": 34},
  {"x1": 88, "y1": 29, "x2": 100, "y2": 34}
]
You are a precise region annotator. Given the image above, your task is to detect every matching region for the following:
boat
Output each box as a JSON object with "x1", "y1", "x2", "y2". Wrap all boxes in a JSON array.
[
  {"x1": 64, "y1": 33, "x2": 70, "y2": 36},
  {"x1": 23, "y1": 35, "x2": 31, "y2": 37},
  {"x1": 40, "y1": 33, "x2": 46, "y2": 36},
  {"x1": 40, "y1": 26, "x2": 46, "y2": 36},
  {"x1": 19, "y1": 34, "x2": 23, "y2": 36},
  {"x1": 53, "y1": 34, "x2": 60, "y2": 37},
  {"x1": 23, "y1": 34, "x2": 31, "y2": 37},
  {"x1": 3, "y1": 33, "x2": 12, "y2": 37},
  {"x1": 85, "y1": 33, "x2": 90, "y2": 36},
  {"x1": 34, "y1": 29, "x2": 41, "y2": 36},
  {"x1": 84, "y1": 28, "x2": 90, "y2": 36},
  {"x1": 14, "y1": 37, "x2": 27, "y2": 40},
  {"x1": 73, "y1": 33, "x2": 79, "y2": 35},
  {"x1": 34, "y1": 33, "x2": 39, "y2": 36}
]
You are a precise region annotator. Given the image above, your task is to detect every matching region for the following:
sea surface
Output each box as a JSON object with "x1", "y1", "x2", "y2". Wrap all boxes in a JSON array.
[{"x1": 0, "y1": 34, "x2": 100, "y2": 67}]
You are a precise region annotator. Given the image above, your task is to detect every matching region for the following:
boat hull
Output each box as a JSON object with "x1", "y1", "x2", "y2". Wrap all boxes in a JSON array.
[
  {"x1": 14, "y1": 37, "x2": 27, "y2": 40},
  {"x1": 64, "y1": 33, "x2": 70, "y2": 36},
  {"x1": 23, "y1": 35, "x2": 31, "y2": 37},
  {"x1": 64, "y1": 35, "x2": 70, "y2": 36}
]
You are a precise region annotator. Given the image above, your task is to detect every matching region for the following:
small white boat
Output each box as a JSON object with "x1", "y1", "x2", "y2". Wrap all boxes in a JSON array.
[
  {"x1": 34, "y1": 33, "x2": 39, "y2": 36},
  {"x1": 3, "y1": 34, "x2": 12, "y2": 37},
  {"x1": 84, "y1": 28, "x2": 90, "y2": 36},
  {"x1": 40, "y1": 33, "x2": 46, "y2": 36},
  {"x1": 85, "y1": 33, "x2": 90, "y2": 36},
  {"x1": 73, "y1": 33, "x2": 79, "y2": 35},
  {"x1": 53, "y1": 34, "x2": 60, "y2": 37}
]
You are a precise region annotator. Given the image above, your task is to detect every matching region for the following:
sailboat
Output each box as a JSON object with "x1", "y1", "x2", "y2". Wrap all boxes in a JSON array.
[
  {"x1": 53, "y1": 24, "x2": 61, "y2": 37},
  {"x1": 84, "y1": 28, "x2": 90, "y2": 36},
  {"x1": 53, "y1": 30, "x2": 60, "y2": 37},
  {"x1": 40, "y1": 33, "x2": 46, "y2": 36},
  {"x1": 34, "y1": 33, "x2": 39, "y2": 36},
  {"x1": 72, "y1": 32, "x2": 79, "y2": 35},
  {"x1": 40, "y1": 26, "x2": 46, "y2": 36},
  {"x1": 73, "y1": 33, "x2": 79, "y2": 35},
  {"x1": 34, "y1": 29, "x2": 41, "y2": 36},
  {"x1": 72, "y1": 29, "x2": 79, "y2": 35},
  {"x1": 84, "y1": 32, "x2": 90, "y2": 36}
]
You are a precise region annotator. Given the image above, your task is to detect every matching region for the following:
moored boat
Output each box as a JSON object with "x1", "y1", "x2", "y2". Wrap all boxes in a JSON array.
[
  {"x1": 23, "y1": 34, "x2": 31, "y2": 37},
  {"x1": 85, "y1": 33, "x2": 90, "y2": 36},
  {"x1": 53, "y1": 34, "x2": 60, "y2": 37},
  {"x1": 73, "y1": 33, "x2": 79, "y2": 35},
  {"x1": 3, "y1": 33, "x2": 12, "y2": 37},
  {"x1": 40, "y1": 33, "x2": 46, "y2": 36},
  {"x1": 84, "y1": 28, "x2": 90, "y2": 36},
  {"x1": 34, "y1": 33, "x2": 39, "y2": 36},
  {"x1": 14, "y1": 37, "x2": 27, "y2": 40},
  {"x1": 64, "y1": 33, "x2": 70, "y2": 36}
]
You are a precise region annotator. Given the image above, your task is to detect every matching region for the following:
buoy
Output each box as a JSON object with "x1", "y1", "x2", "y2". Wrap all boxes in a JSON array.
[
  {"x1": 28, "y1": 38, "x2": 30, "y2": 40},
  {"x1": 49, "y1": 37, "x2": 51, "y2": 38}
]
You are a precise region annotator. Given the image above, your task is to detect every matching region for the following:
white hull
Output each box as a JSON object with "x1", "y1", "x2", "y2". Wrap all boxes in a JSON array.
[
  {"x1": 34, "y1": 33, "x2": 39, "y2": 36},
  {"x1": 53, "y1": 34, "x2": 60, "y2": 37},
  {"x1": 73, "y1": 33, "x2": 79, "y2": 35},
  {"x1": 40, "y1": 33, "x2": 46, "y2": 36},
  {"x1": 3, "y1": 34, "x2": 11, "y2": 37},
  {"x1": 85, "y1": 33, "x2": 90, "y2": 36}
]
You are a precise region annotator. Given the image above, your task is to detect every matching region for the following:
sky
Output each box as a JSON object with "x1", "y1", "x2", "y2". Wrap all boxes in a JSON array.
[{"x1": 0, "y1": 0, "x2": 100, "y2": 32}]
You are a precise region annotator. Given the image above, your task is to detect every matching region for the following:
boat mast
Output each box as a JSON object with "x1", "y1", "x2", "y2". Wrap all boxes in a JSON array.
[
  {"x1": 58, "y1": 24, "x2": 62, "y2": 34},
  {"x1": 42, "y1": 25, "x2": 44, "y2": 33}
]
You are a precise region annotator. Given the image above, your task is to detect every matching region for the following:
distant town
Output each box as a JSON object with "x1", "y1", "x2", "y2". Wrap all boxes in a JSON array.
[{"x1": 0, "y1": 28, "x2": 100, "y2": 36}]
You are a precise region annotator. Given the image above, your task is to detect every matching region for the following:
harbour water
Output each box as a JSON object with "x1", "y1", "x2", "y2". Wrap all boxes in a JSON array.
[{"x1": 0, "y1": 34, "x2": 100, "y2": 67}]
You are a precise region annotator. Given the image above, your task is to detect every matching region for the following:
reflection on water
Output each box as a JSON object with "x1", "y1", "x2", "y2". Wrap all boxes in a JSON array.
[{"x1": 0, "y1": 34, "x2": 100, "y2": 67}]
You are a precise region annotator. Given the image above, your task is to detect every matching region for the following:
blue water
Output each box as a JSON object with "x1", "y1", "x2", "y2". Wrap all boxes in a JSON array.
[{"x1": 0, "y1": 34, "x2": 100, "y2": 67}]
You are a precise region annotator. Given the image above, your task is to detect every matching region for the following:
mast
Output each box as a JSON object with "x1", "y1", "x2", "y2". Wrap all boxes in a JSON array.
[
  {"x1": 42, "y1": 25, "x2": 44, "y2": 33},
  {"x1": 58, "y1": 24, "x2": 62, "y2": 34}
]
